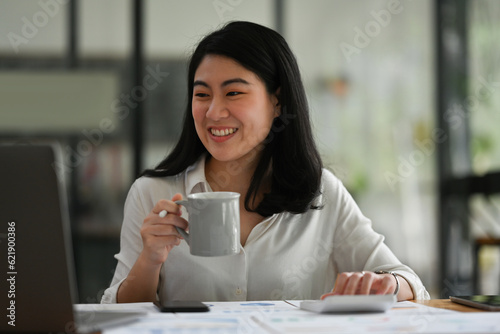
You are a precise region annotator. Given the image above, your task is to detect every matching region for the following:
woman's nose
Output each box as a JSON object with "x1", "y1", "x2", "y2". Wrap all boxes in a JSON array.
[{"x1": 206, "y1": 96, "x2": 229, "y2": 121}]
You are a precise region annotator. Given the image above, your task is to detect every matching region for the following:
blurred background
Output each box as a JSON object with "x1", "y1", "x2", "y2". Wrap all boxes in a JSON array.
[{"x1": 0, "y1": 0, "x2": 499, "y2": 302}]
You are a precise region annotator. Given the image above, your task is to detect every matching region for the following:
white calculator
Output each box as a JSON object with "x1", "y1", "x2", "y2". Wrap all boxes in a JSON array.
[{"x1": 300, "y1": 294, "x2": 397, "y2": 313}]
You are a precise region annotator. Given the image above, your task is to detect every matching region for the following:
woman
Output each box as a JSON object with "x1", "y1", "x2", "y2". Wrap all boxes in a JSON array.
[{"x1": 102, "y1": 21, "x2": 429, "y2": 303}]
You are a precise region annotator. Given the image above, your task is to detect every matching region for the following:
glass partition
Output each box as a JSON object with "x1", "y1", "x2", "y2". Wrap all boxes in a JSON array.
[{"x1": 469, "y1": 0, "x2": 500, "y2": 175}]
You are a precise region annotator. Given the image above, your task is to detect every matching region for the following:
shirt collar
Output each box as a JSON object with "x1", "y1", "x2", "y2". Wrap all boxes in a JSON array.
[{"x1": 184, "y1": 154, "x2": 211, "y2": 195}]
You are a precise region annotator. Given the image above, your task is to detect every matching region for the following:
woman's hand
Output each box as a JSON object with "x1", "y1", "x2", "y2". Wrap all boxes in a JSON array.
[
  {"x1": 139, "y1": 193, "x2": 188, "y2": 266},
  {"x1": 321, "y1": 271, "x2": 397, "y2": 299},
  {"x1": 117, "y1": 194, "x2": 188, "y2": 303}
]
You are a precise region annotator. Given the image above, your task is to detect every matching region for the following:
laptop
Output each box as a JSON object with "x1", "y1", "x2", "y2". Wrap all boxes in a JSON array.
[{"x1": 0, "y1": 144, "x2": 142, "y2": 333}]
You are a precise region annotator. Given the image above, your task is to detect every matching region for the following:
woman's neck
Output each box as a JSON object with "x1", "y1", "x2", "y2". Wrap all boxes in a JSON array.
[
  {"x1": 204, "y1": 146, "x2": 271, "y2": 203},
  {"x1": 205, "y1": 155, "x2": 257, "y2": 194}
]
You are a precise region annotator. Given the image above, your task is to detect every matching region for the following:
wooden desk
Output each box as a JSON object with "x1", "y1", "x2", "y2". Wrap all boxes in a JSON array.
[{"x1": 412, "y1": 299, "x2": 483, "y2": 312}]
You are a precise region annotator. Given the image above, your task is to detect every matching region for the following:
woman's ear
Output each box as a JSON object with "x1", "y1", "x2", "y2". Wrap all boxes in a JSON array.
[{"x1": 273, "y1": 87, "x2": 281, "y2": 117}]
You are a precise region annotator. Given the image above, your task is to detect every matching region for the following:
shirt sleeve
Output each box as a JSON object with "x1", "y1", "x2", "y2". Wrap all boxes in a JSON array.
[
  {"x1": 325, "y1": 171, "x2": 430, "y2": 300},
  {"x1": 101, "y1": 180, "x2": 148, "y2": 304}
]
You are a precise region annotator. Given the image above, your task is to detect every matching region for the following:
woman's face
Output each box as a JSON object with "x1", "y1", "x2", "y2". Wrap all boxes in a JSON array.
[{"x1": 192, "y1": 55, "x2": 279, "y2": 166}]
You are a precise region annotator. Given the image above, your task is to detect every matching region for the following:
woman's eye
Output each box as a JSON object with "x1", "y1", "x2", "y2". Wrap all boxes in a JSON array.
[
  {"x1": 227, "y1": 91, "x2": 241, "y2": 96},
  {"x1": 195, "y1": 93, "x2": 209, "y2": 98}
]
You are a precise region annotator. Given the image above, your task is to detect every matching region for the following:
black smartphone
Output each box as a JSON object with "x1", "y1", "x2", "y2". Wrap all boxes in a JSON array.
[
  {"x1": 450, "y1": 295, "x2": 500, "y2": 311},
  {"x1": 154, "y1": 300, "x2": 210, "y2": 312}
]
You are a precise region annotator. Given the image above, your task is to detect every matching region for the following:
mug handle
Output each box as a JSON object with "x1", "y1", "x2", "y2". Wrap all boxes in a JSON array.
[{"x1": 174, "y1": 199, "x2": 190, "y2": 244}]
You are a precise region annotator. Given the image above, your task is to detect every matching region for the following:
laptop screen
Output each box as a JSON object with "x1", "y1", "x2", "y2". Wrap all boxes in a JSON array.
[{"x1": 0, "y1": 144, "x2": 78, "y2": 332}]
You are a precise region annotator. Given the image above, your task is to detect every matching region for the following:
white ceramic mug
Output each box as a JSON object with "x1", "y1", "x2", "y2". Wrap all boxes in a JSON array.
[{"x1": 174, "y1": 192, "x2": 240, "y2": 256}]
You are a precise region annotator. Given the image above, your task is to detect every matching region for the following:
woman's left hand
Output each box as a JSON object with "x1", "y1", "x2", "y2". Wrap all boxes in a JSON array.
[{"x1": 320, "y1": 271, "x2": 397, "y2": 299}]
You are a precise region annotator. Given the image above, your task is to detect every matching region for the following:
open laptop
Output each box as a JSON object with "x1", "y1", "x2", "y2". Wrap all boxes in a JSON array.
[{"x1": 0, "y1": 144, "x2": 142, "y2": 333}]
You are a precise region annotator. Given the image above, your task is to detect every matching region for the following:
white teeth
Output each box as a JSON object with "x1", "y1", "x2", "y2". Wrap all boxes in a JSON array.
[{"x1": 211, "y1": 128, "x2": 236, "y2": 137}]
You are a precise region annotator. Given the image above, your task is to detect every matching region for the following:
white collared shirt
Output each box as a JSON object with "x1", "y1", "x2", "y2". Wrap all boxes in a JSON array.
[{"x1": 102, "y1": 155, "x2": 429, "y2": 303}]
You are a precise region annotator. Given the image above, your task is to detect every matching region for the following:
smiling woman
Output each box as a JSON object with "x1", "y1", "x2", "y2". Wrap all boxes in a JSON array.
[
  {"x1": 101, "y1": 21, "x2": 430, "y2": 305},
  {"x1": 138, "y1": 21, "x2": 322, "y2": 217}
]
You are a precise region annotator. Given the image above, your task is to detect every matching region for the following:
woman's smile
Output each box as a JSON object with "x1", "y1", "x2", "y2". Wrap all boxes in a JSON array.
[{"x1": 208, "y1": 127, "x2": 239, "y2": 142}]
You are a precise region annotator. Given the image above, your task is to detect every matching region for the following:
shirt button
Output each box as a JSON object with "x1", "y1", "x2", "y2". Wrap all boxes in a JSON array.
[{"x1": 235, "y1": 288, "x2": 242, "y2": 295}]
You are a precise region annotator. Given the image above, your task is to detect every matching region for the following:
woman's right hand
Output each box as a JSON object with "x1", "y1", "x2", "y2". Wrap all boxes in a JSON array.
[{"x1": 139, "y1": 193, "x2": 188, "y2": 266}]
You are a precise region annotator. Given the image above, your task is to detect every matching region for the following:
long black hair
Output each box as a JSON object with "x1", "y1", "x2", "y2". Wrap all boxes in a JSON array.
[{"x1": 142, "y1": 21, "x2": 323, "y2": 217}]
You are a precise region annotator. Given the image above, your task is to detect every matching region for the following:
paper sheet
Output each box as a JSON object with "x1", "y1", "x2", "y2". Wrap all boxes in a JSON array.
[{"x1": 99, "y1": 300, "x2": 500, "y2": 334}]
